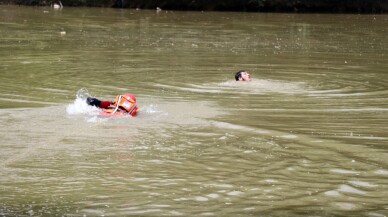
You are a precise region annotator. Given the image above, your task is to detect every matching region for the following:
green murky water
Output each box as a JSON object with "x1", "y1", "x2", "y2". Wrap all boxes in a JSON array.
[{"x1": 1, "y1": 5, "x2": 388, "y2": 216}]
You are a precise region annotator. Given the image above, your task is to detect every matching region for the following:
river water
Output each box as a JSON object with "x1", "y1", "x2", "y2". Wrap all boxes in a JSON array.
[{"x1": 1, "y1": 5, "x2": 388, "y2": 216}]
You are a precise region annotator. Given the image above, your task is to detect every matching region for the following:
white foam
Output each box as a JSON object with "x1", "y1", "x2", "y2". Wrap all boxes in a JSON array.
[
  {"x1": 206, "y1": 193, "x2": 219, "y2": 198},
  {"x1": 330, "y1": 168, "x2": 358, "y2": 174},
  {"x1": 143, "y1": 103, "x2": 167, "y2": 115},
  {"x1": 280, "y1": 134, "x2": 298, "y2": 139},
  {"x1": 348, "y1": 180, "x2": 377, "y2": 188},
  {"x1": 66, "y1": 97, "x2": 99, "y2": 115},
  {"x1": 194, "y1": 196, "x2": 208, "y2": 201},
  {"x1": 333, "y1": 202, "x2": 357, "y2": 210},
  {"x1": 226, "y1": 191, "x2": 243, "y2": 196},
  {"x1": 374, "y1": 169, "x2": 388, "y2": 175},
  {"x1": 324, "y1": 190, "x2": 341, "y2": 197},
  {"x1": 66, "y1": 88, "x2": 103, "y2": 116},
  {"x1": 367, "y1": 212, "x2": 385, "y2": 217},
  {"x1": 338, "y1": 184, "x2": 366, "y2": 195}
]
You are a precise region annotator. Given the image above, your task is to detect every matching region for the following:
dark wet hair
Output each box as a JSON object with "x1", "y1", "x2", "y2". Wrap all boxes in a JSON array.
[{"x1": 235, "y1": 70, "x2": 245, "y2": 81}]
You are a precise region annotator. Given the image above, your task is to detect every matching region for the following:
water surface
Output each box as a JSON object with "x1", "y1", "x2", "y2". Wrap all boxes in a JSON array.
[{"x1": 1, "y1": 5, "x2": 388, "y2": 216}]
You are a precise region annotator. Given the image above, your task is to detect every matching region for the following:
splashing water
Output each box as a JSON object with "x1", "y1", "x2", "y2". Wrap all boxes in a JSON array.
[
  {"x1": 66, "y1": 88, "x2": 99, "y2": 116},
  {"x1": 76, "y1": 87, "x2": 91, "y2": 99}
]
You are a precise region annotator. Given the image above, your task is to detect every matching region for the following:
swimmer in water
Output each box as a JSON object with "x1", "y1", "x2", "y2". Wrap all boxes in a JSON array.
[
  {"x1": 86, "y1": 93, "x2": 138, "y2": 116},
  {"x1": 235, "y1": 70, "x2": 251, "y2": 81}
]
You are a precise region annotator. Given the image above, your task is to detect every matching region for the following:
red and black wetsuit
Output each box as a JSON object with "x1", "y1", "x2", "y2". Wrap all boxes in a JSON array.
[{"x1": 86, "y1": 97, "x2": 112, "y2": 109}]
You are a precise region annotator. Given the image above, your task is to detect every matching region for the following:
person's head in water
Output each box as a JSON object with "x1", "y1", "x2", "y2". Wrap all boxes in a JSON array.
[{"x1": 235, "y1": 70, "x2": 251, "y2": 81}]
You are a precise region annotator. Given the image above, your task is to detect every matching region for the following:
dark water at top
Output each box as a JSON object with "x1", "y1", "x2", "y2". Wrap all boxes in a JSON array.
[{"x1": 0, "y1": 5, "x2": 388, "y2": 216}]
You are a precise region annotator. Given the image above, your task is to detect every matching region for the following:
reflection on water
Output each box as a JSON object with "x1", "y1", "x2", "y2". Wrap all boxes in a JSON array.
[{"x1": 1, "y1": 5, "x2": 388, "y2": 216}]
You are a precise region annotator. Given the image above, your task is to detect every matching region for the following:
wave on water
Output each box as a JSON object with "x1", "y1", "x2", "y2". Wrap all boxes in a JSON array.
[
  {"x1": 66, "y1": 88, "x2": 100, "y2": 116},
  {"x1": 66, "y1": 88, "x2": 222, "y2": 126},
  {"x1": 214, "y1": 79, "x2": 307, "y2": 94},
  {"x1": 154, "y1": 79, "x2": 307, "y2": 95},
  {"x1": 66, "y1": 88, "x2": 167, "y2": 118}
]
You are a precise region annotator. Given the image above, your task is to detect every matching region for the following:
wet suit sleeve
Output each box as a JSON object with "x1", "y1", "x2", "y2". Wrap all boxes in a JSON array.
[
  {"x1": 99, "y1": 100, "x2": 111, "y2": 109},
  {"x1": 87, "y1": 97, "x2": 112, "y2": 109}
]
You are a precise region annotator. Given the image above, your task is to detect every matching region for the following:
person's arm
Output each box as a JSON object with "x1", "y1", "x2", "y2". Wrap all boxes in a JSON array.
[
  {"x1": 99, "y1": 100, "x2": 112, "y2": 108},
  {"x1": 87, "y1": 97, "x2": 112, "y2": 108}
]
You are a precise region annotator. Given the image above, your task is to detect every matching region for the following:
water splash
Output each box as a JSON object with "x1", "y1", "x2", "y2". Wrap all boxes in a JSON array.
[
  {"x1": 76, "y1": 87, "x2": 91, "y2": 99},
  {"x1": 66, "y1": 88, "x2": 99, "y2": 115},
  {"x1": 144, "y1": 104, "x2": 160, "y2": 114}
]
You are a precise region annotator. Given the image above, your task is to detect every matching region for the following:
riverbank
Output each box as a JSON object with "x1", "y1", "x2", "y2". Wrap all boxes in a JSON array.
[{"x1": 2, "y1": 0, "x2": 388, "y2": 13}]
